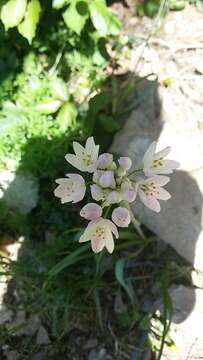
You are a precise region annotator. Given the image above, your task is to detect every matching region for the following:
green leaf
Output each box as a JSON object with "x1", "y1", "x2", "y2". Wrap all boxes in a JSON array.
[
  {"x1": 50, "y1": 78, "x2": 69, "y2": 102},
  {"x1": 57, "y1": 102, "x2": 77, "y2": 130},
  {"x1": 18, "y1": 0, "x2": 41, "y2": 44},
  {"x1": 52, "y1": 0, "x2": 68, "y2": 9},
  {"x1": 36, "y1": 100, "x2": 62, "y2": 114},
  {"x1": 89, "y1": 0, "x2": 121, "y2": 36},
  {"x1": 63, "y1": 1, "x2": 89, "y2": 34},
  {"x1": 115, "y1": 258, "x2": 134, "y2": 303},
  {"x1": 0, "y1": 101, "x2": 26, "y2": 136},
  {"x1": 1, "y1": 0, "x2": 27, "y2": 30},
  {"x1": 99, "y1": 114, "x2": 120, "y2": 133},
  {"x1": 48, "y1": 244, "x2": 90, "y2": 279}
]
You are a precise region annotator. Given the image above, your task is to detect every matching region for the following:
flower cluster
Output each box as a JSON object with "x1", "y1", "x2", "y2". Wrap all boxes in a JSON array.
[{"x1": 54, "y1": 137, "x2": 179, "y2": 253}]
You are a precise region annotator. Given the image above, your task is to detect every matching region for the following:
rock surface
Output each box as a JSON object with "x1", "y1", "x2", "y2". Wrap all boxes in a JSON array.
[
  {"x1": 111, "y1": 80, "x2": 203, "y2": 270},
  {"x1": 0, "y1": 171, "x2": 38, "y2": 214},
  {"x1": 161, "y1": 286, "x2": 203, "y2": 360}
]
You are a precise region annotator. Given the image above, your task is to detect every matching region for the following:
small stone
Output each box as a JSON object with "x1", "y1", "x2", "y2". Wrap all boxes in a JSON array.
[
  {"x1": 0, "y1": 171, "x2": 38, "y2": 214},
  {"x1": 36, "y1": 326, "x2": 50, "y2": 345}
]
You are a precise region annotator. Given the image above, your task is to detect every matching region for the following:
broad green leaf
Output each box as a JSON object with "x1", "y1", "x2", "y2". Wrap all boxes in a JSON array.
[
  {"x1": 115, "y1": 258, "x2": 134, "y2": 303},
  {"x1": 89, "y1": 0, "x2": 121, "y2": 36},
  {"x1": 36, "y1": 100, "x2": 62, "y2": 114},
  {"x1": 57, "y1": 102, "x2": 77, "y2": 130},
  {"x1": 1, "y1": 0, "x2": 27, "y2": 30},
  {"x1": 63, "y1": 1, "x2": 89, "y2": 34},
  {"x1": 50, "y1": 78, "x2": 69, "y2": 102},
  {"x1": 18, "y1": 0, "x2": 41, "y2": 44},
  {"x1": 52, "y1": 0, "x2": 68, "y2": 9}
]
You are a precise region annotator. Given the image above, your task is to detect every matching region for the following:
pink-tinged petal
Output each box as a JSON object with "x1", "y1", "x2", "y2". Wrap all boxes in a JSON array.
[
  {"x1": 154, "y1": 146, "x2": 171, "y2": 160},
  {"x1": 99, "y1": 170, "x2": 116, "y2": 189},
  {"x1": 139, "y1": 190, "x2": 160, "y2": 212},
  {"x1": 145, "y1": 176, "x2": 170, "y2": 187},
  {"x1": 91, "y1": 237, "x2": 105, "y2": 253},
  {"x1": 147, "y1": 167, "x2": 173, "y2": 175},
  {"x1": 112, "y1": 207, "x2": 131, "y2": 228},
  {"x1": 143, "y1": 141, "x2": 156, "y2": 167},
  {"x1": 106, "y1": 191, "x2": 121, "y2": 204},
  {"x1": 96, "y1": 153, "x2": 113, "y2": 169},
  {"x1": 121, "y1": 181, "x2": 137, "y2": 203},
  {"x1": 156, "y1": 187, "x2": 171, "y2": 200},
  {"x1": 93, "y1": 169, "x2": 103, "y2": 183},
  {"x1": 106, "y1": 219, "x2": 119, "y2": 239},
  {"x1": 105, "y1": 231, "x2": 114, "y2": 253},
  {"x1": 80, "y1": 203, "x2": 102, "y2": 220},
  {"x1": 118, "y1": 157, "x2": 132, "y2": 171},
  {"x1": 73, "y1": 141, "x2": 85, "y2": 157},
  {"x1": 65, "y1": 154, "x2": 86, "y2": 172},
  {"x1": 90, "y1": 184, "x2": 105, "y2": 201},
  {"x1": 163, "y1": 159, "x2": 180, "y2": 170}
]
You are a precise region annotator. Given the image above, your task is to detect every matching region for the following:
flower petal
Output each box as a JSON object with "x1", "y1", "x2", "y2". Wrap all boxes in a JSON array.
[
  {"x1": 145, "y1": 176, "x2": 170, "y2": 187},
  {"x1": 156, "y1": 187, "x2": 171, "y2": 200},
  {"x1": 91, "y1": 237, "x2": 105, "y2": 253},
  {"x1": 73, "y1": 141, "x2": 85, "y2": 157},
  {"x1": 106, "y1": 190, "x2": 121, "y2": 204},
  {"x1": 143, "y1": 141, "x2": 156, "y2": 168},
  {"x1": 121, "y1": 181, "x2": 137, "y2": 203},
  {"x1": 90, "y1": 184, "x2": 105, "y2": 201},
  {"x1": 112, "y1": 207, "x2": 131, "y2": 227},
  {"x1": 105, "y1": 231, "x2": 114, "y2": 253},
  {"x1": 106, "y1": 219, "x2": 119, "y2": 239},
  {"x1": 154, "y1": 146, "x2": 171, "y2": 160},
  {"x1": 65, "y1": 154, "x2": 86, "y2": 172},
  {"x1": 99, "y1": 170, "x2": 116, "y2": 189},
  {"x1": 80, "y1": 203, "x2": 102, "y2": 220},
  {"x1": 118, "y1": 157, "x2": 132, "y2": 171},
  {"x1": 139, "y1": 190, "x2": 160, "y2": 212},
  {"x1": 96, "y1": 153, "x2": 113, "y2": 169}
]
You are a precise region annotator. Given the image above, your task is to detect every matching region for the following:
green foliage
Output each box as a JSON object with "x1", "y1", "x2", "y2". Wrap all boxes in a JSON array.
[{"x1": 0, "y1": 0, "x2": 121, "y2": 43}]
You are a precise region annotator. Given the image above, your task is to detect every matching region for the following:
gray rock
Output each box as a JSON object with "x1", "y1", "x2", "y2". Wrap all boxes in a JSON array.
[
  {"x1": 36, "y1": 326, "x2": 50, "y2": 345},
  {"x1": 0, "y1": 171, "x2": 38, "y2": 214},
  {"x1": 0, "y1": 306, "x2": 13, "y2": 325},
  {"x1": 4, "y1": 350, "x2": 19, "y2": 360},
  {"x1": 160, "y1": 286, "x2": 203, "y2": 359},
  {"x1": 111, "y1": 81, "x2": 203, "y2": 270}
]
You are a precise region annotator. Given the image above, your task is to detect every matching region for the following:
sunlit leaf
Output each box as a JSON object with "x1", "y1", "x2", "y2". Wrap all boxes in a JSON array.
[
  {"x1": 50, "y1": 78, "x2": 69, "y2": 102},
  {"x1": 89, "y1": 0, "x2": 121, "y2": 36},
  {"x1": 36, "y1": 100, "x2": 62, "y2": 114},
  {"x1": 63, "y1": 0, "x2": 89, "y2": 34},
  {"x1": 1, "y1": 0, "x2": 27, "y2": 30},
  {"x1": 18, "y1": 0, "x2": 41, "y2": 44},
  {"x1": 52, "y1": 0, "x2": 68, "y2": 9},
  {"x1": 57, "y1": 102, "x2": 77, "y2": 130}
]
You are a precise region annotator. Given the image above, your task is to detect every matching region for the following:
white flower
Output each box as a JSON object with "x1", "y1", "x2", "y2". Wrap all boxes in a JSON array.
[
  {"x1": 143, "y1": 141, "x2": 179, "y2": 176},
  {"x1": 90, "y1": 184, "x2": 107, "y2": 201},
  {"x1": 106, "y1": 190, "x2": 122, "y2": 204},
  {"x1": 65, "y1": 137, "x2": 99, "y2": 173},
  {"x1": 121, "y1": 181, "x2": 137, "y2": 203},
  {"x1": 96, "y1": 153, "x2": 114, "y2": 170},
  {"x1": 80, "y1": 203, "x2": 102, "y2": 220},
  {"x1": 99, "y1": 170, "x2": 116, "y2": 189},
  {"x1": 54, "y1": 174, "x2": 86, "y2": 203},
  {"x1": 118, "y1": 157, "x2": 132, "y2": 171},
  {"x1": 79, "y1": 217, "x2": 118, "y2": 253},
  {"x1": 112, "y1": 207, "x2": 131, "y2": 227},
  {"x1": 137, "y1": 175, "x2": 171, "y2": 212}
]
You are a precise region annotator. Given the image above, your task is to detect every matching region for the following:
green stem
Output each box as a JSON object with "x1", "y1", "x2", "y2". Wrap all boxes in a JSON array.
[{"x1": 128, "y1": 168, "x2": 143, "y2": 177}]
